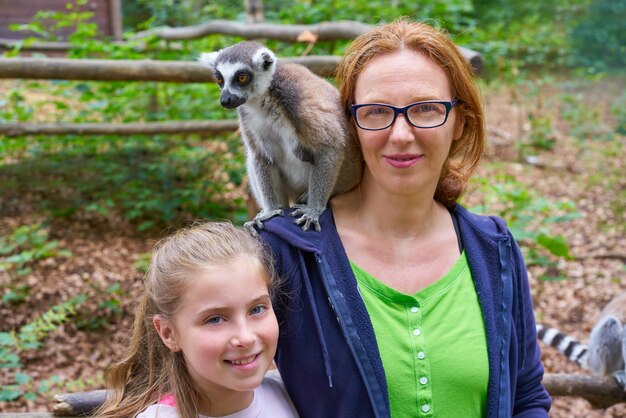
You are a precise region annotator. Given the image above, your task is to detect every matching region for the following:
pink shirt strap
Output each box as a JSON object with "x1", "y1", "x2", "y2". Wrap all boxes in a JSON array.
[{"x1": 157, "y1": 393, "x2": 176, "y2": 407}]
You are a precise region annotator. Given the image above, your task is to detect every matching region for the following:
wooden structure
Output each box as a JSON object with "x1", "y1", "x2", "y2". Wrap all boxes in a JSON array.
[{"x1": 0, "y1": 20, "x2": 482, "y2": 138}]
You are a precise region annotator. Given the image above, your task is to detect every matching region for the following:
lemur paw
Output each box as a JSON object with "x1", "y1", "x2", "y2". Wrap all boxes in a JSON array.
[
  {"x1": 291, "y1": 205, "x2": 322, "y2": 232},
  {"x1": 613, "y1": 371, "x2": 626, "y2": 391},
  {"x1": 244, "y1": 209, "x2": 285, "y2": 236}
]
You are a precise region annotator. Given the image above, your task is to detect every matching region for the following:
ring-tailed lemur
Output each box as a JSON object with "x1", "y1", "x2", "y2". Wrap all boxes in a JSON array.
[
  {"x1": 198, "y1": 41, "x2": 362, "y2": 234},
  {"x1": 536, "y1": 291, "x2": 626, "y2": 386}
]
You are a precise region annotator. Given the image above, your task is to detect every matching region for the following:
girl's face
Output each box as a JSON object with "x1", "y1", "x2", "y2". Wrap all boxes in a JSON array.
[
  {"x1": 154, "y1": 255, "x2": 278, "y2": 413},
  {"x1": 353, "y1": 49, "x2": 464, "y2": 199}
]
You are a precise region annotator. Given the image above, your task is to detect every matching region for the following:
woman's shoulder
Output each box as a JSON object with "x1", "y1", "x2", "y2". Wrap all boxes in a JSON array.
[{"x1": 137, "y1": 404, "x2": 180, "y2": 418}]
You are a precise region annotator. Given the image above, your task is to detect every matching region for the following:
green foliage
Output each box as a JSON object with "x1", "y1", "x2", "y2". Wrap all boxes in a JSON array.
[
  {"x1": 0, "y1": 135, "x2": 247, "y2": 230},
  {"x1": 526, "y1": 113, "x2": 556, "y2": 151},
  {"x1": 469, "y1": 172, "x2": 583, "y2": 271},
  {"x1": 560, "y1": 92, "x2": 610, "y2": 141},
  {"x1": 6, "y1": 0, "x2": 97, "y2": 58},
  {"x1": 568, "y1": 0, "x2": 626, "y2": 71},
  {"x1": 0, "y1": 90, "x2": 34, "y2": 122},
  {"x1": 75, "y1": 282, "x2": 125, "y2": 331},
  {"x1": 0, "y1": 296, "x2": 85, "y2": 402},
  {"x1": 266, "y1": 0, "x2": 475, "y2": 28},
  {"x1": 0, "y1": 223, "x2": 72, "y2": 305},
  {"x1": 612, "y1": 92, "x2": 626, "y2": 136},
  {"x1": 134, "y1": 252, "x2": 152, "y2": 273},
  {"x1": 0, "y1": 1, "x2": 251, "y2": 231}
]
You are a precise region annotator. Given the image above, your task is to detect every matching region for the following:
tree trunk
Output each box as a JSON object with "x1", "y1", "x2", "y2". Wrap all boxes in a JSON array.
[{"x1": 244, "y1": 0, "x2": 264, "y2": 23}]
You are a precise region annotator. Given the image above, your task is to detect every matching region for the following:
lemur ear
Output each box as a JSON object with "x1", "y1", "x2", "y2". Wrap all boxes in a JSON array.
[
  {"x1": 253, "y1": 48, "x2": 276, "y2": 71},
  {"x1": 198, "y1": 51, "x2": 220, "y2": 72}
]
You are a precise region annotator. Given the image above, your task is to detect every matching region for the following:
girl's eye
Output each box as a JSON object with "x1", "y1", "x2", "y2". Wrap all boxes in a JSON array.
[
  {"x1": 238, "y1": 73, "x2": 249, "y2": 83},
  {"x1": 250, "y1": 305, "x2": 267, "y2": 315},
  {"x1": 206, "y1": 316, "x2": 224, "y2": 325}
]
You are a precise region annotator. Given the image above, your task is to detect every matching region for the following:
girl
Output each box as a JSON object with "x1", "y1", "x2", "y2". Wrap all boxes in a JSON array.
[{"x1": 96, "y1": 221, "x2": 298, "y2": 418}]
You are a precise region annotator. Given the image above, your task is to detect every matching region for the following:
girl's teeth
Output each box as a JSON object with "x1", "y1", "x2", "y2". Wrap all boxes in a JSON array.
[{"x1": 230, "y1": 356, "x2": 255, "y2": 365}]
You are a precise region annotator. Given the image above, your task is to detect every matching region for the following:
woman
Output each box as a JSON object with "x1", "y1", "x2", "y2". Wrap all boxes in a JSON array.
[{"x1": 259, "y1": 20, "x2": 551, "y2": 417}]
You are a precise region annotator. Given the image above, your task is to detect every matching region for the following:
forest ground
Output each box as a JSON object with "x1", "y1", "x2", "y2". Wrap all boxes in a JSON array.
[{"x1": 1, "y1": 76, "x2": 625, "y2": 417}]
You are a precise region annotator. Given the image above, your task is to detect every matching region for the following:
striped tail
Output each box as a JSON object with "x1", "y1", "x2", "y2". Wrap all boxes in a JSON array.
[{"x1": 536, "y1": 323, "x2": 589, "y2": 368}]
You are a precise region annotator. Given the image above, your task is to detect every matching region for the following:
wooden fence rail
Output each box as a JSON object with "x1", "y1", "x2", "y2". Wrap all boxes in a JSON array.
[
  {"x1": 0, "y1": 56, "x2": 341, "y2": 82},
  {"x1": 0, "y1": 121, "x2": 239, "y2": 137}
]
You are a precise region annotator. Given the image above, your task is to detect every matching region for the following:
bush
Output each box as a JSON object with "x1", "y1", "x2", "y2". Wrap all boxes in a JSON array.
[{"x1": 568, "y1": 0, "x2": 626, "y2": 71}]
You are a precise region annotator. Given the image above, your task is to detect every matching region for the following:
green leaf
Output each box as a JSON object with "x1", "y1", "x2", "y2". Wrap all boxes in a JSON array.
[
  {"x1": 540, "y1": 275, "x2": 569, "y2": 282},
  {"x1": 0, "y1": 332, "x2": 16, "y2": 346},
  {"x1": 0, "y1": 387, "x2": 22, "y2": 401},
  {"x1": 537, "y1": 234, "x2": 572, "y2": 258},
  {"x1": 14, "y1": 372, "x2": 31, "y2": 384},
  {"x1": 23, "y1": 392, "x2": 38, "y2": 400}
]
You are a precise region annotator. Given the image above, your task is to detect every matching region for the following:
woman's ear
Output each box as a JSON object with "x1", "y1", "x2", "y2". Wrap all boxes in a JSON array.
[
  {"x1": 453, "y1": 111, "x2": 465, "y2": 141},
  {"x1": 153, "y1": 315, "x2": 180, "y2": 352}
]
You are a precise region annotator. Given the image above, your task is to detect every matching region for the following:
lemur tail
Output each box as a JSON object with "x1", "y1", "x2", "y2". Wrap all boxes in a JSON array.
[{"x1": 536, "y1": 323, "x2": 589, "y2": 368}]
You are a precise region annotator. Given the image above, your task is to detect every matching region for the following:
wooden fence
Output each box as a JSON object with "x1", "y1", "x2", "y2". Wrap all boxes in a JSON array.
[{"x1": 0, "y1": 20, "x2": 482, "y2": 137}]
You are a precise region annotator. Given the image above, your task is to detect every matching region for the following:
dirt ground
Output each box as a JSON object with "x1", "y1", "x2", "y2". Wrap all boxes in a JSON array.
[{"x1": 1, "y1": 78, "x2": 625, "y2": 417}]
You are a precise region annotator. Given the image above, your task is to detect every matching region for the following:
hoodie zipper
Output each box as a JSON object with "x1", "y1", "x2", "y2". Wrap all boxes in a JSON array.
[
  {"x1": 316, "y1": 254, "x2": 389, "y2": 418},
  {"x1": 497, "y1": 237, "x2": 514, "y2": 418}
]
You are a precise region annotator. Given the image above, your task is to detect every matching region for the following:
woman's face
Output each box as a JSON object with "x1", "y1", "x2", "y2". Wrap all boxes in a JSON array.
[{"x1": 353, "y1": 49, "x2": 464, "y2": 199}]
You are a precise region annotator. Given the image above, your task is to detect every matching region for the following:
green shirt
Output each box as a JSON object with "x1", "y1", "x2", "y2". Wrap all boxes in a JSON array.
[{"x1": 352, "y1": 252, "x2": 489, "y2": 417}]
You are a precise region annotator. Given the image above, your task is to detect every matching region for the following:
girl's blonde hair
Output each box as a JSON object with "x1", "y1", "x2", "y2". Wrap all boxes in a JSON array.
[
  {"x1": 336, "y1": 19, "x2": 485, "y2": 206},
  {"x1": 95, "y1": 221, "x2": 275, "y2": 418}
]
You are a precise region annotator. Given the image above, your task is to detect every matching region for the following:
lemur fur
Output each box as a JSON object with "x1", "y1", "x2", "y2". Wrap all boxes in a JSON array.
[
  {"x1": 199, "y1": 41, "x2": 362, "y2": 234},
  {"x1": 537, "y1": 291, "x2": 626, "y2": 386}
]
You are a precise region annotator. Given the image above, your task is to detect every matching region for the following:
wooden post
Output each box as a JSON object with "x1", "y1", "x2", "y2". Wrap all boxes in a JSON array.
[
  {"x1": 244, "y1": 0, "x2": 264, "y2": 24},
  {"x1": 109, "y1": 0, "x2": 123, "y2": 41}
]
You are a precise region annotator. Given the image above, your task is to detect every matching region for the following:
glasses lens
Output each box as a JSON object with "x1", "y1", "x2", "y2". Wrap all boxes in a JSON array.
[
  {"x1": 407, "y1": 102, "x2": 448, "y2": 128},
  {"x1": 355, "y1": 105, "x2": 394, "y2": 130}
]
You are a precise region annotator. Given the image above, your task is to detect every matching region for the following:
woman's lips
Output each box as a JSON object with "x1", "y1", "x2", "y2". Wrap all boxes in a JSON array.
[{"x1": 383, "y1": 154, "x2": 422, "y2": 168}]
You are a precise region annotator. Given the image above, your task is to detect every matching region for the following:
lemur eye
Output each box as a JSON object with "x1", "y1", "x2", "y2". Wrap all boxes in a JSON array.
[
  {"x1": 237, "y1": 73, "x2": 250, "y2": 84},
  {"x1": 215, "y1": 76, "x2": 224, "y2": 85}
]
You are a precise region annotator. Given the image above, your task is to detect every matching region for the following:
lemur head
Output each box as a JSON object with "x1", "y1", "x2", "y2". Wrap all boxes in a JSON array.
[{"x1": 198, "y1": 41, "x2": 276, "y2": 109}]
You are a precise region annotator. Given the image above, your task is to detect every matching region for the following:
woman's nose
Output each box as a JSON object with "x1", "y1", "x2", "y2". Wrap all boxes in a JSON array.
[{"x1": 388, "y1": 114, "x2": 414, "y2": 144}]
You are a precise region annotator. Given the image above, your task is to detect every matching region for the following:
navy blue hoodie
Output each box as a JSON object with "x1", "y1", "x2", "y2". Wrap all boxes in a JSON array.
[{"x1": 260, "y1": 204, "x2": 551, "y2": 417}]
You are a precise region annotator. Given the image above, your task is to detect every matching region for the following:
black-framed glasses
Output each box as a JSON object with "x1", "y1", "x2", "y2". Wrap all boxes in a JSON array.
[{"x1": 351, "y1": 99, "x2": 461, "y2": 131}]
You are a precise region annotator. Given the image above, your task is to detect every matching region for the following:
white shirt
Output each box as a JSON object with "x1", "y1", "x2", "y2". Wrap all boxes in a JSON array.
[{"x1": 137, "y1": 373, "x2": 298, "y2": 418}]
